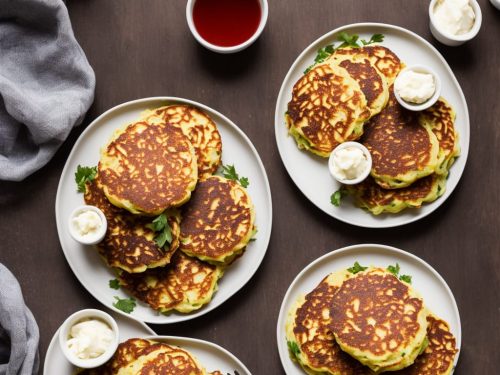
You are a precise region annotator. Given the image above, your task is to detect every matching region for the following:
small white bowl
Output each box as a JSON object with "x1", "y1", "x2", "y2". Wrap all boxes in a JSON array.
[
  {"x1": 58, "y1": 309, "x2": 119, "y2": 369},
  {"x1": 186, "y1": 0, "x2": 268, "y2": 54},
  {"x1": 328, "y1": 142, "x2": 372, "y2": 185},
  {"x1": 490, "y1": 0, "x2": 500, "y2": 10},
  {"x1": 68, "y1": 205, "x2": 107, "y2": 245},
  {"x1": 393, "y1": 65, "x2": 441, "y2": 112},
  {"x1": 429, "y1": 0, "x2": 482, "y2": 46}
]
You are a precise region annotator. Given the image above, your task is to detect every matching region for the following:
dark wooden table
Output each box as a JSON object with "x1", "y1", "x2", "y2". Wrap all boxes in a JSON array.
[{"x1": 1, "y1": 0, "x2": 499, "y2": 373}]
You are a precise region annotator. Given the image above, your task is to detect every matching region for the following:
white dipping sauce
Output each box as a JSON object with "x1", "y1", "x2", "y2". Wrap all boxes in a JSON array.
[
  {"x1": 331, "y1": 147, "x2": 368, "y2": 180},
  {"x1": 395, "y1": 70, "x2": 436, "y2": 104},
  {"x1": 72, "y1": 210, "x2": 102, "y2": 237},
  {"x1": 433, "y1": 0, "x2": 475, "y2": 35},
  {"x1": 67, "y1": 319, "x2": 114, "y2": 359}
]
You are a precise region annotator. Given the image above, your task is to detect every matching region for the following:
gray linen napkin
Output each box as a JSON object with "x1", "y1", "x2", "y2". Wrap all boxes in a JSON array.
[
  {"x1": 0, "y1": 264, "x2": 39, "y2": 375},
  {"x1": 0, "y1": 0, "x2": 96, "y2": 181}
]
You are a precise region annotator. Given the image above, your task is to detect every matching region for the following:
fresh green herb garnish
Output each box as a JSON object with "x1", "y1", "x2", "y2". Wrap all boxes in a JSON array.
[
  {"x1": 287, "y1": 340, "x2": 300, "y2": 357},
  {"x1": 109, "y1": 279, "x2": 120, "y2": 290},
  {"x1": 113, "y1": 296, "x2": 136, "y2": 314},
  {"x1": 146, "y1": 213, "x2": 172, "y2": 248},
  {"x1": 347, "y1": 261, "x2": 368, "y2": 274},
  {"x1": 337, "y1": 32, "x2": 360, "y2": 49},
  {"x1": 387, "y1": 263, "x2": 412, "y2": 284},
  {"x1": 304, "y1": 32, "x2": 385, "y2": 74},
  {"x1": 330, "y1": 189, "x2": 346, "y2": 207},
  {"x1": 399, "y1": 274, "x2": 412, "y2": 284},
  {"x1": 361, "y1": 33, "x2": 385, "y2": 46},
  {"x1": 249, "y1": 227, "x2": 258, "y2": 242},
  {"x1": 387, "y1": 263, "x2": 401, "y2": 277},
  {"x1": 221, "y1": 164, "x2": 249, "y2": 188},
  {"x1": 75, "y1": 165, "x2": 97, "y2": 193}
]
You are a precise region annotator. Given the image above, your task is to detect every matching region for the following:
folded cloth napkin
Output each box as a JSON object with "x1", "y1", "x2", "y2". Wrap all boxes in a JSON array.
[
  {"x1": 0, "y1": 0, "x2": 96, "y2": 181},
  {"x1": 0, "y1": 264, "x2": 39, "y2": 375}
]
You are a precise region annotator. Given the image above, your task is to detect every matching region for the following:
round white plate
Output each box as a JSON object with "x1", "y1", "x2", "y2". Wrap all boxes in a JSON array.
[
  {"x1": 44, "y1": 312, "x2": 251, "y2": 374},
  {"x1": 44, "y1": 311, "x2": 155, "y2": 375},
  {"x1": 276, "y1": 244, "x2": 461, "y2": 374},
  {"x1": 55, "y1": 97, "x2": 272, "y2": 324},
  {"x1": 275, "y1": 23, "x2": 469, "y2": 228}
]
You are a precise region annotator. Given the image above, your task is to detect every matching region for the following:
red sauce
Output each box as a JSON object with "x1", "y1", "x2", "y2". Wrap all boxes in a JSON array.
[{"x1": 193, "y1": 0, "x2": 262, "y2": 47}]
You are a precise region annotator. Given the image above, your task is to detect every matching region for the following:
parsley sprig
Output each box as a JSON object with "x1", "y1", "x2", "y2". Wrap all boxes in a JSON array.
[
  {"x1": 304, "y1": 32, "x2": 385, "y2": 74},
  {"x1": 74, "y1": 165, "x2": 97, "y2": 193},
  {"x1": 113, "y1": 296, "x2": 136, "y2": 314},
  {"x1": 146, "y1": 213, "x2": 172, "y2": 248},
  {"x1": 387, "y1": 263, "x2": 412, "y2": 284},
  {"x1": 221, "y1": 164, "x2": 249, "y2": 188},
  {"x1": 109, "y1": 279, "x2": 120, "y2": 290},
  {"x1": 330, "y1": 188, "x2": 347, "y2": 207},
  {"x1": 287, "y1": 340, "x2": 300, "y2": 357},
  {"x1": 347, "y1": 261, "x2": 368, "y2": 274}
]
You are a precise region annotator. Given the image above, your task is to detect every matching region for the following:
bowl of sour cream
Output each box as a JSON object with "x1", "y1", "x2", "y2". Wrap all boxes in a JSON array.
[
  {"x1": 59, "y1": 309, "x2": 119, "y2": 368},
  {"x1": 429, "y1": 0, "x2": 482, "y2": 46},
  {"x1": 329, "y1": 142, "x2": 372, "y2": 185},
  {"x1": 68, "y1": 205, "x2": 107, "y2": 245},
  {"x1": 393, "y1": 65, "x2": 441, "y2": 111}
]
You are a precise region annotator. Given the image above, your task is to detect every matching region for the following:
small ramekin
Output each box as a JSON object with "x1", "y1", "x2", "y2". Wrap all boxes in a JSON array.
[
  {"x1": 490, "y1": 0, "x2": 500, "y2": 10},
  {"x1": 328, "y1": 142, "x2": 372, "y2": 185},
  {"x1": 393, "y1": 65, "x2": 441, "y2": 112},
  {"x1": 68, "y1": 205, "x2": 107, "y2": 245},
  {"x1": 186, "y1": 0, "x2": 269, "y2": 54},
  {"x1": 58, "y1": 309, "x2": 119, "y2": 369},
  {"x1": 429, "y1": 0, "x2": 482, "y2": 46}
]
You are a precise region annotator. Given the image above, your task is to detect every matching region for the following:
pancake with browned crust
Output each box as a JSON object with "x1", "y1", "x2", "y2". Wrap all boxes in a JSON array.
[
  {"x1": 118, "y1": 251, "x2": 224, "y2": 314},
  {"x1": 98, "y1": 121, "x2": 197, "y2": 215},
  {"x1": 286, "y1": 63, "x2": 370, "y2": 157},
  {"x1": 393, "y1": 315, "x2": 458, "y2": 375},
  {"x1": 328, "y1": 50, "x2": 389, "y2": 118},
  {"x1": 180, "y1": 175, "x2": 255, "y2": 265},
  {"x1": 329, "y1": 268, "x2": 428, "y2": 372},
  {"x1": 420, "y1": 98, "x2": 459, "y2": 175},
  {"x1": 142, "y1": 105, "x2": 222, "y2": 177},
  {"x1": 286, "y1": 270, "x2": 372, "y2": 375},
  {"x1": 79, "y1": 338, "x2": 206, "y2": 374},
  {"x1": 345, "y1": 174, "x2": 446, "y2": 215},
  {"x1": 84, "y1": 178, "x2": 180, "y2": 273},
  {"x1": 361, "y1": 90, "x2": 440, "y2": 189},
  {"x1": 334, "y1": 46, "x2": 403, "y2": 85}
]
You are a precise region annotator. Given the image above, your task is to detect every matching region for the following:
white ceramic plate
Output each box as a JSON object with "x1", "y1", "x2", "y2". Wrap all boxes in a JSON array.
[
  {"x1": 276, "y1": 244, "x2": 461, "y2": 374},
  {"x1": 275, "y1": 23, "x2": 469, "y2": 228},
  {"x1": 44, "y1": 312, "x2": 251, "y2": 374},
  {"x1": 55, "y1": 97, "x2": 272, "y2": 324}
]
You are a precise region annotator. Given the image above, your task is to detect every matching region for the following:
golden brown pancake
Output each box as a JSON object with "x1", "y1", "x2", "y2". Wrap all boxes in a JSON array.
[
  {"x1": 84, "y1": 178, "x2": 180, "y2": 273},
  {"x1": 420, "y1": 98, "x2": 459, "y2": 175},
  {"x1": 142, "y1": 105, "x2": 222, "y2": 177},
  {"x1": 333, "y1": 46, "x2": 403, "y2": 85},
  {"x1": 98, "y1": 121, "x2": 197, "y2": 215},
  {"x1": 180, "y1": 176, "x2": 255, "y2": 265},
  {"x1": 118, "y1": 251, "x2": 224, "y2": 314},
  {"x1": 286, "y1": 63, "x2": 369, "y2": 157},
  {"x1": 345, "y1": 174, "x2": 446, "y2": 215},
  {"x1": 287, "y1": 271, "x2": 372, "y2": 375},
  {"x1": 329, "y1": 268, "x2": 428, "y2": 372},
  {"x1": 393, "y1": 315, "x2": 458, "y2": 375},
  {"x1": 361, "y1": 90, "x2": 439, "y2": 189}
]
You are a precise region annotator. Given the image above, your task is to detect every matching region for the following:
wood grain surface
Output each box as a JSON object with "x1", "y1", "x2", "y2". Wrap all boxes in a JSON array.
[{"x1": 1, "y1": 0, "x2": 499, "y2": 373}]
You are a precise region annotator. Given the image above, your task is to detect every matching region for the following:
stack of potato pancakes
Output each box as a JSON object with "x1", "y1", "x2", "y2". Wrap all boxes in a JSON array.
[
  {"x1": 286, "y1": 45, "x2": 459, "y2": 215},
  {"x1": 83, "y1": 104, "x2": 256, "y2": 314},
  {"x1": 286, "y1": 266, "x2": 458, "y2": 375}
]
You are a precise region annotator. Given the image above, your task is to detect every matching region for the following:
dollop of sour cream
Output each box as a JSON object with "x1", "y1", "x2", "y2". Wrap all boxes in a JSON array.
[
  {"x1": 433, "y1": 0, "x2": 475, "y2": 35},
  {"x1": 72, "y1": 210, "x2": 102, "y2": 237},
  {"x1": 331, "y1": 147, "x2": 368, "y2": 181},
  {"x1": 67, "y1": 319, "x2": 114, "y2": 360},
  {"x1": 395, "y1": 70, "x2": 436, "y2": 104}
]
